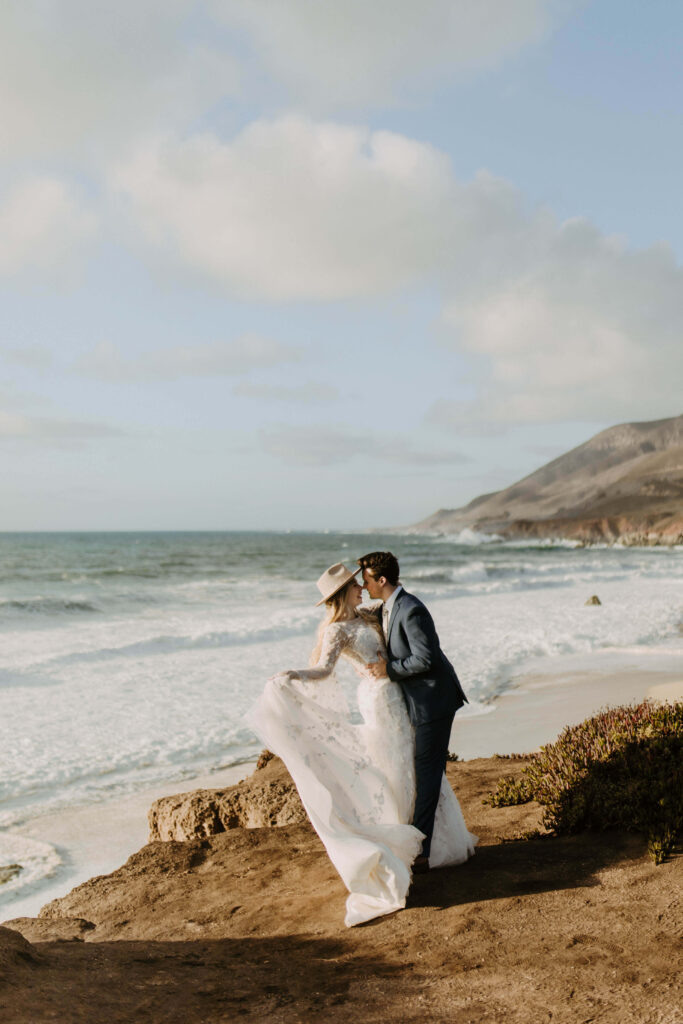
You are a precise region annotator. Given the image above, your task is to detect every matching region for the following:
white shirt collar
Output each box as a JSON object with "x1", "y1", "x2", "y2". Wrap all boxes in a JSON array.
[{"x1": 383, "y1": 584, "x2": 403, "y2": 617}]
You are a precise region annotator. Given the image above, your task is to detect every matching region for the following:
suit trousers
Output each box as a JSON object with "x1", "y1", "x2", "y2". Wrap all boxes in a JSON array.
[{"x1": 412, "y1": 713, "x2": 455, "y2": 858}]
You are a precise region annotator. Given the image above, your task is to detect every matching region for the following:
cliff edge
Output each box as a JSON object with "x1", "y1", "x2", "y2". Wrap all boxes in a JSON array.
[{"x1": 2, "y1": 755, "x2": 681, "y2": 1023}]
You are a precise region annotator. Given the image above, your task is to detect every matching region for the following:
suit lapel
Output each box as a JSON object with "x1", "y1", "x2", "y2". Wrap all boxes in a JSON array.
[{"x1": 386, "y1": 588, "x2": 405, "y2": 649}]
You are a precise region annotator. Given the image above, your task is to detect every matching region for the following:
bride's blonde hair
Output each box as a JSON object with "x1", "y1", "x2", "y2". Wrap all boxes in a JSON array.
[{"x1": 309, "y1": 580, "x2": 382, "y2": 666}]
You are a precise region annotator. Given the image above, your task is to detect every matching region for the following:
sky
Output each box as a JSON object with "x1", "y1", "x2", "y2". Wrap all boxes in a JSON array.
[{"x1": 1, "y1": 0, "x2": 682, "y2": 531}]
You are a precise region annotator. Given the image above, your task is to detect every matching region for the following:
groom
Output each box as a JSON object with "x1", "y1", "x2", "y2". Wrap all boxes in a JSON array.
[{"x1": 359, "y1": 550, "x2": 467, "y2": 872}]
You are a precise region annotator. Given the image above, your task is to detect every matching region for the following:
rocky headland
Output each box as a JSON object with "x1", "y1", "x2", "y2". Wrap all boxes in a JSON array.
[
  {"x1": 412, "y1": 413, "x2": 683, "y2": 545},
  {"x1": 2, "y1": 753, "x2": 681, "y2": 1023}
]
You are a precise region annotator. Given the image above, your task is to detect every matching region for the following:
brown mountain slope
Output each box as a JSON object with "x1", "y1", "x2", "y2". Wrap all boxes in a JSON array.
[{"x1": 414, "y1": 414, "x2": 683, "y2": 544}]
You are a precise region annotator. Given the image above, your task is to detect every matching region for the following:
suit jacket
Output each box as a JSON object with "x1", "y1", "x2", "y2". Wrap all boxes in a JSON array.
[{"x1": 385, "y1": 588, "x2": 467, "y2": 726}]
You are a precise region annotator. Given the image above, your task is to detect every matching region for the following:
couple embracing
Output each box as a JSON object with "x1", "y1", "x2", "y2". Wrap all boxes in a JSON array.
[{"x1": 249, "y1": 550, "x2": 477, "y2": 927}]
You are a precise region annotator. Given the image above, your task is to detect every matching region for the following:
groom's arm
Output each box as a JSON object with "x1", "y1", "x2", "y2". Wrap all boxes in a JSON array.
[{"x1": 386, "y1": 605, "x2": 441, "y2": 682}]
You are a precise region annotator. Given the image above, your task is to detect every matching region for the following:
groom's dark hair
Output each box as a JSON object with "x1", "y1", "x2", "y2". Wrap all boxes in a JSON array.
[{"x1": 357, "y1": 551, "x2": 400, "y2": 587}]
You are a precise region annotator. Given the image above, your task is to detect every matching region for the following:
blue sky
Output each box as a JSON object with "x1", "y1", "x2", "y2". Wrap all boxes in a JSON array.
[{"x1": 1, "y1": 0, "x2": 681, "y2": 530}]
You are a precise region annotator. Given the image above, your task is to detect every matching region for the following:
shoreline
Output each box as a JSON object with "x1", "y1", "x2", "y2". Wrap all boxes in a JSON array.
[
  {"x1": 2, "y1": 657, "x2": 681, "y2": 924},
  {"x1": 452, "y1": 661, "x2": 683, "y2": 760},
  {"x1": 0, "y1": 760, "x2": 257, "y2": 921}
]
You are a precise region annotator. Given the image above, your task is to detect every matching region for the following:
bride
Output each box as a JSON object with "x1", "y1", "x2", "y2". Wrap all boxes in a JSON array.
[{"x1": 248, "y1": 562, "x2": 477, "y2": 927}]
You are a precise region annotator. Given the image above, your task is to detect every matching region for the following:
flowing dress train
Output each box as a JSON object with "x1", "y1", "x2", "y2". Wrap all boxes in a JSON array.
[{"x1": 248, "y1": 615, "x2": 477, "y2": 926}]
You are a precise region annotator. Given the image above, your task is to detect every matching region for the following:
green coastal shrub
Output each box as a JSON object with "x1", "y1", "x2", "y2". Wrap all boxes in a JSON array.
[{"x1": 486, "y1": 700, "x2": 683, "y2": 863}]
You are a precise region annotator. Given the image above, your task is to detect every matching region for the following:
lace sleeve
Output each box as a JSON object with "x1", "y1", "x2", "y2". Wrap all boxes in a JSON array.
[{"x1": 292, "y1": 623, "x2": 348, "y2": 681}]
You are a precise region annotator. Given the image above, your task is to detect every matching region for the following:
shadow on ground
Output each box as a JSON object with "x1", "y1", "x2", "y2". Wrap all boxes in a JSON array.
[
  {"x1": 1, "y1": 932, "x2": 424, "y2": 1024},
  {"x1": 406, "y1": 829, "x2": 647, "y2": 912}
]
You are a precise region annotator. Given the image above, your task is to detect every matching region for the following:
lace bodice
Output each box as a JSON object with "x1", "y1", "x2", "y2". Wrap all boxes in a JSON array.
[
  {"x1": 292, "y1": 615, "x2": 386, "y2": 682},
  {"x1": 284, "y1": 614, "x2": 415, "y2": 827}
]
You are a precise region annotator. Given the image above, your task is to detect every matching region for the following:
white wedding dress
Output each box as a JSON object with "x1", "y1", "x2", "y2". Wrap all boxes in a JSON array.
[{"x1": 248, "y1": 614, "x2": 477, "y2": 927}]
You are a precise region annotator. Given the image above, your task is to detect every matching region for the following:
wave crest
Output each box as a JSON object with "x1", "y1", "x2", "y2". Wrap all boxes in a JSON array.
[{"x1": 0, "y1": 598, "x2": 99, "y2": 616}]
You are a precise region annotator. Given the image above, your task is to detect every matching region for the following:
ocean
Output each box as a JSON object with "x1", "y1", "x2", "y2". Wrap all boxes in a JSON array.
[{"x1": 1, "y1": 530, "x2": 682, "y2": 905}]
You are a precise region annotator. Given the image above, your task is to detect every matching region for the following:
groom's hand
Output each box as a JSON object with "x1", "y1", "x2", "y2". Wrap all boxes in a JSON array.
[{"x1": 367, "y1": 658, "x2": 388, "y2": 679}]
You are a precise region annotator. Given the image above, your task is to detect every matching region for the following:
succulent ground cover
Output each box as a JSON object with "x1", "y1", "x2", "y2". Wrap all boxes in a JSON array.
[{"x1": 486, "y1": 700, "x2": 683, "y2": 863}]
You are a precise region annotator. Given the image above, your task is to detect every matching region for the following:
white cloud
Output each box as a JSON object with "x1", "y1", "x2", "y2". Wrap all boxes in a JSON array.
[
  {"x1": 0, "y1": 410, "x2": 121, "y2": 444},
  {"x1": 0, "y1": 177, "x2": 96, "y2": 279},
  {"x1": 110, "y1": 114, "x2": 683, "y2": 427},
  {"x1": 109, "y1": 116, "x2": 456, "y2": 300},
  {"x1": 261, "y1": 425, "x2": 467, "y2": 467},
  {"x1": 215, "y1": 0, "x2": 573, "y2": 108},
  {"x1": 74, "y1": 335, "x2": 299, "y2": 381},
  {"x1": 0, "y1": 2, "x2": 236, "y2": 162},
  {"x1": 109, "y1": 111, "x2": 683, "y2": 427},
  {"x1": 1, "y1": 346, "x2": 54, "y2": 370},
  {"x1": 233, "y1": 381, "x2": 339, "y2": 403},
  {"x1": 0, "y1": 1, "x2": 573, "y2": 164},
  {"x1": 0, "y1": 387, "x2": 121, "y2": 445},
  {"x1": 434, "y1": 217, "x2": 683, "y2": 426}
]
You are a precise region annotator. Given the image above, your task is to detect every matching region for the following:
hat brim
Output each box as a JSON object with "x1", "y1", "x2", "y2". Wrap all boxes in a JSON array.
[{"x1": 315, "y1": 570, "x2": 360, "y2": 606}]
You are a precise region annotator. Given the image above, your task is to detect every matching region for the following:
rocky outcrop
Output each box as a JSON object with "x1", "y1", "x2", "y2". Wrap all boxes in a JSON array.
[
  {"x1": 0, "y1": 924, "x2": 41, "y2": 977},
  {"x1": 412, "y1": 414, "x2": 683, "y2": 545},
  {"x1": 1, "y1": 916, "x2": 95, "y2": 943},
  {"x1": 147, "y1": 753, "x2": 307, "y2": 842},
  {"x1": 0, "y1": 864, "x2": 22, "y2": 885},
  {"x1": 494, "y1": 512, "x2": 683, "y2": 546}
]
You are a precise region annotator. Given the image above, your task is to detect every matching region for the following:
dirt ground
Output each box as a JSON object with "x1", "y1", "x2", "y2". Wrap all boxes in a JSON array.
[{"x1": 2, "y1": 757, "x2": 681, "y2": 1024}]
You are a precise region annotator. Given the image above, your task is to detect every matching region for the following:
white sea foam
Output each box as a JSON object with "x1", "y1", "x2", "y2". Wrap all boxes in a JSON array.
[
  {"x1": 501, "y1": 537, "x2": 584, "y2": 549},
  {"x1": 0, "y1": 832, "x2": 61, "y2": 897},
  {"x1": 443, "y1": 528, "x2": 502, "y2": 546}
]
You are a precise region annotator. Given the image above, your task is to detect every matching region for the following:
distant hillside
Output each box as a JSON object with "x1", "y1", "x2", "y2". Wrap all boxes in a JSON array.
[{"x1": 413, "y1": 414, "x2": 683, "y2": 545}]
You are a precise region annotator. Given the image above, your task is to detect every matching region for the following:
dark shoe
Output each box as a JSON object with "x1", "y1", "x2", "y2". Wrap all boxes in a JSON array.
[{"x1": 412, "y1": 855, "x2": 430, "y2": 874}]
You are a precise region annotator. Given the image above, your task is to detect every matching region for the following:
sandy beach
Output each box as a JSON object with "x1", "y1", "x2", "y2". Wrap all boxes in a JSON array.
[{"x1": 453, "y1": 659, "x2": 683, "y2": 759}]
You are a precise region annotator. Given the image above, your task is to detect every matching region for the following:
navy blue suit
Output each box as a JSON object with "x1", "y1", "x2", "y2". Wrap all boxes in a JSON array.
[{"x1": 385, "y1": 588, "x2": 467, "y2": 857}]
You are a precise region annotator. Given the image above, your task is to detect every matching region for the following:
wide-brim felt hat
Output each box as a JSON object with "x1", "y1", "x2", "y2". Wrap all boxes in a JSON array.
[{"x1": 315, "y1": 562, "x2": 359, "y2": 606}]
